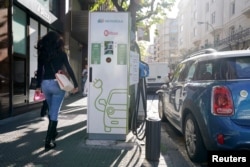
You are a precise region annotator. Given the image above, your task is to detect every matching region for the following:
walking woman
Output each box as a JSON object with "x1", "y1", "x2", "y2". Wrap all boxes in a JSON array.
[{"x1": 36, "y1": 31, "x2": 78, "y2": 151}]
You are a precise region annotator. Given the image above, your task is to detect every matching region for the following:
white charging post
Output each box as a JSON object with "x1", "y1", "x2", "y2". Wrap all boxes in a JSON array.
[{"x1": 87, "y1": 12, "x2": 133, "y2": 140}]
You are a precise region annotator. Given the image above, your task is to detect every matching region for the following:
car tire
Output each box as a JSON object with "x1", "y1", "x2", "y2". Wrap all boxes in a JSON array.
[
  {"x1": 184, "y1": 114, "x2": 207, "y2": 163},
  {"x1": 158, "y1": 94, "x2": 167, "y2": 122}
]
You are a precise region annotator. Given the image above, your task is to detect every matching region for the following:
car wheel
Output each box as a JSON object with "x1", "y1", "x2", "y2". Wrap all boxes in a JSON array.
[
  {"x1": 184, "y1": 114, "x2": 207, "y2": 163},
  {"x1": 158, "y1": 94, "x2": 167, "y2": 122}
]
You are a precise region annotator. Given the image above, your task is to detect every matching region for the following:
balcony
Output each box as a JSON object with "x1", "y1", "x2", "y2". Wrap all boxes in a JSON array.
[{"x1": 217, "y1": 28, "x2": 250, "y2": 48}]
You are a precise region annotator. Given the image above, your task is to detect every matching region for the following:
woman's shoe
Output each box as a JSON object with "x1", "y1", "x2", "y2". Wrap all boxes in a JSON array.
[{"x1": 45, "y1": 141, "x2": 56, "y2": 150}]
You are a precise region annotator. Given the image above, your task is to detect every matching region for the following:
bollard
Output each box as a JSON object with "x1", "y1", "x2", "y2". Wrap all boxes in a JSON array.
[{"x1": 145, "y1": 116, "x2": 161, "y2": 161}]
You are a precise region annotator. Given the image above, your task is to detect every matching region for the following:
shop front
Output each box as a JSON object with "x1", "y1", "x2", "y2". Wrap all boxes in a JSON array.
[{"x1": 0, "y1": 0, "x2": 64, "y2": 119}]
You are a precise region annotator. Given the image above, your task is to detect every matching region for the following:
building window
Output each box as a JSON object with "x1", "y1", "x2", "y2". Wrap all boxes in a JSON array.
[
  {"x1": 180, "y1": 38, "x2": 183, "y2": 46},
  {"x1": 194, "y1": 11, "x2": 198, "y2": 20},
  {"x1": 211, "y1": 12, "x2": 215, "y2": 24},
  {"x1": 206, "y1": 3, "x2": 209, "y2": 13},
  {"x1": 205, "y1": 39, "x2": 209, "y2": 47},
  {"x1": 205, "y1": 23, "x2": 209, "y2": 31},
  {"x1": 229, "y1": 26, "x2": 235, "y2": 36},
  {"x1": 49, "y1": 0, "x2": 60, "y2": 17},
  {"x1": 181, "y1": 14, "x2": 184, "y2": 21},
  {"x1": 230, "y1": 1, "x2": 235, "y2": 16},
  {"x1": 13, "y1": 6, "x2": 26, "y2": 55},
  {"x1": 13, "y1": 6, "x2": 27, "y2": 97},
  {"x1": 215, "y1": 34, "x2": 220, "y2": 43},
  {"x1": 194, "y1": 28, "x2": 197, "y2": 37},
  {"x1": 37, "y1": 0, "x2": 60, "y2": 17},
  {"x1": 180, "y1": 25, "x2": 183, "y2": 32}
]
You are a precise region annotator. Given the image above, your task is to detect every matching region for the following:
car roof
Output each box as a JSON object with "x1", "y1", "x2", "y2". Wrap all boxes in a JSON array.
[{"x1": 181, "y1": 49, "x2": 250, "y2": 63}]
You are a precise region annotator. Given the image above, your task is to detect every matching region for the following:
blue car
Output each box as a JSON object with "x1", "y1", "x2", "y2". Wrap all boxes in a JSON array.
[{"x1": 157, "y1": 49, "x2": 250, "y2": 163}]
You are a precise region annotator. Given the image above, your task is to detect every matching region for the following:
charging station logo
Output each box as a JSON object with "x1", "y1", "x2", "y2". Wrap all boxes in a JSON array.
[
  {"x1": 97, "y1": 18, "x2": 123, "y2": 23},
  {"x1": 97, "y1": 18, "x2": 104, "y2": 23},
  {"x1": 104, "y1": 30, "x2": 118, "y2": 36}
]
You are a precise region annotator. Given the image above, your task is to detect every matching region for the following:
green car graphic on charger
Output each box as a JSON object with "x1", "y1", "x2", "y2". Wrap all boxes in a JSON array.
[{"x1": 94, "y1": 79, "x2": 128, "y2": 132}]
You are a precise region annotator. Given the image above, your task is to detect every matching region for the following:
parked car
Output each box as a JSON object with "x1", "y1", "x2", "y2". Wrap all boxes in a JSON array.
[{"x1": 157, "y1": 49, "x2": 250, "y2": 163}]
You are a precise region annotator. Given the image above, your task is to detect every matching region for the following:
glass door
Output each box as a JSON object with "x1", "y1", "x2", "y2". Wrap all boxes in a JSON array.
[
  {"x1": 13, "y1": 55, "x2": 26, "y2": 95},
  {"x1": 12, "y1": 5, "x2": 28, "y2": 105}
]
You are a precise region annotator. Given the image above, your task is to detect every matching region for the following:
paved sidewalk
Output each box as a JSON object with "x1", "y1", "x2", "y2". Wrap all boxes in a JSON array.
[{"x1": 0, "y1": 93, "x2": 194, "y2": 167}]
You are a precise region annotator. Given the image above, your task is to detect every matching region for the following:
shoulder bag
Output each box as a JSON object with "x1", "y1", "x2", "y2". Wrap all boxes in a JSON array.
[{"x1": 50, "y1": 63, "x2": 74, "y2": 92}]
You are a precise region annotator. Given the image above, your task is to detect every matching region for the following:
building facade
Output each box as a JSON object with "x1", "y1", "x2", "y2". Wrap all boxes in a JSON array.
[
  {"x1": 178, "y1": 0, "x2": 250, "y2": 57},
  {"x1": 153, "y1": 18, "x2": 179, "y2": 71},
  {"x1": 0, "y1": 0, "x2": 87, "y2": 120},
  {"x1": 153, "y1": 0, "x2": 250, "y2": 65},
  {"x1": 0, "y1": 0, "x2": 66, "y2": 119}
]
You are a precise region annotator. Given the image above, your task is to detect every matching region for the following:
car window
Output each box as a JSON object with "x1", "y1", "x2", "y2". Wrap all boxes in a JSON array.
[
  {"x1": 194, "y1": 61, "x2": 214, "y2": 80},
  {"x1": 186, "y1": 61, "x2": 196, "y2": 81},
  {"x1": 179, "y1": 63, "x2": 189, "y2": 81},
  {"x1": 171, "y1": 63, "x2": 186, "y2": 82},
  {"x1": 222, "y1": 57, "x2": 250, "y2": 79}
]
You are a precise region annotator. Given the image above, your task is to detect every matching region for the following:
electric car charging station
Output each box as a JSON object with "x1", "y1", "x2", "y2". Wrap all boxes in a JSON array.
[
  {"x1": 87, "y1": 12, "x2": 138, "y2": 140},
  {"x1": 86, "y1": 11, "x2": 161, "y2": 161}
]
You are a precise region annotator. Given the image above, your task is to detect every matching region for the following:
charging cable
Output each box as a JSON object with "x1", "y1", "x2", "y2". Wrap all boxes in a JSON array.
[{"x1": 131, "y1": 61, "x2": 149, "y2": 140}]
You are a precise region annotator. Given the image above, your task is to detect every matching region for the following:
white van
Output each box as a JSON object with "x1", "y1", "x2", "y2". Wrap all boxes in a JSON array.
[{"x1": 146, "y1": 62, "x2": 169, "y2": 93}]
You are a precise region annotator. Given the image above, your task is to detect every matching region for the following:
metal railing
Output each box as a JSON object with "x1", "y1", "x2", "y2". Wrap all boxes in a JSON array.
[{"x1": 217, "y1": 27, "x2": 250, "y2": 47}]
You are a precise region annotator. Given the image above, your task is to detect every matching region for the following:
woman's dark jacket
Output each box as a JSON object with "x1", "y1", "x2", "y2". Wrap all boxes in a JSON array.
[{"x1": 36, "y1": 51, "x2": 78, "y2": 89}]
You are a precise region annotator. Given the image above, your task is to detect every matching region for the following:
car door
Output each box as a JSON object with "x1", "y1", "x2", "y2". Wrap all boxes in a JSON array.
[{"x1": 165, "y1": 61, "x2": 190, "y2": 129}]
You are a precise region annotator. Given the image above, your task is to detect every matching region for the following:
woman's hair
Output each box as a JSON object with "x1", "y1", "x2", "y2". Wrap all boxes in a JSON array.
[{"x1": 37, "y1": 31, "x2": 64, "y2": 60}]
